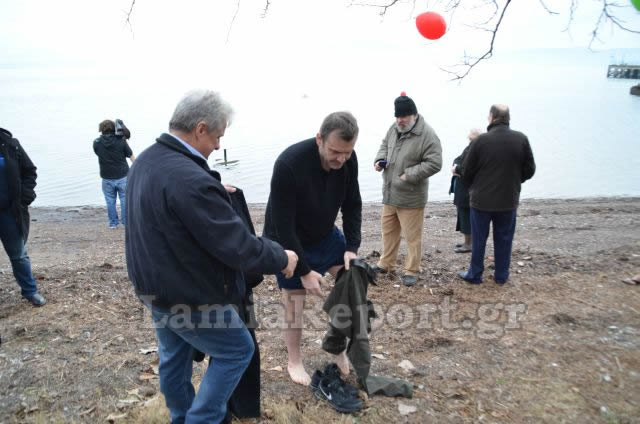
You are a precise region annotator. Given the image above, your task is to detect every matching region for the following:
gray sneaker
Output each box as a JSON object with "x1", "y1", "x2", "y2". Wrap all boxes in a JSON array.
[
  {"x1": 26, "y1": 293, "x2": 46, "y2": 307},
  {"x1": 402, "y1": 275, "x2": 418, "y2": 286}
]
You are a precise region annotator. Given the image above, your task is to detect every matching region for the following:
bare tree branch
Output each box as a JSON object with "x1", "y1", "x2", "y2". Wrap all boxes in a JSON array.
[
  {"x1": 122, "y1": 0, "x2": 640, "y2": 79},
  {"x1": 125, "y1": 0, "x2": 136, "y2": 37},
  {"x1": 538, "y1": 0, "x2": 558, "y2": 15},
  {"x1": 126, "y1": 0, "x2": 136, "y2": 25},
  {"x1": 563, "y1": 0, "x2": 577, "y2": 32},
  {"x1": 350, "y1": 0, "x2": 401, "y2": 17},
  {"x1": 261, "y1": 0, "x2": 271, "y2": 18},
  {"x1": 589, "y1": 0, "x2": 640, "y2": 48},
  {"x1": 226, "y1": 0, "x2": 241, "y2": 44},
  {"x1": 441, "y1": 0, "x2": 513, "y2": 81}
]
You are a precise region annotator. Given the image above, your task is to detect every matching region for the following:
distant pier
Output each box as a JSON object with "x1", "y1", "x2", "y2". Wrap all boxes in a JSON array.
[{"x1": 607, "y1": 65, "x2": 640, "y2": 79}]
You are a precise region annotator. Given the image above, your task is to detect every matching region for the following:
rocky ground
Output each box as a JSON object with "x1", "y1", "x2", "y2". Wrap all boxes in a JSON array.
[{"x1": 0, "y1": 197, "x2": 639, "y2": 423}]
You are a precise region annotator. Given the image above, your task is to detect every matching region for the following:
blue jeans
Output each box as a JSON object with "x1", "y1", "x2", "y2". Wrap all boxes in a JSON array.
[
  {"x1": 151, "y1": 305, "x2": 254, "y2": 424},
  {"x1": 0, "y1": 209, "x2": 38, "y2": 298},
  {"x1": 467, "y1": 208, "x2": 517, "y2": 283},
  {"x1": 102, "y1": 177, "x2": 127, "y2": 227}
]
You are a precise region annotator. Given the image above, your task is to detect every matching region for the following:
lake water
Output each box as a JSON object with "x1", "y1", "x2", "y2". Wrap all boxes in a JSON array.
[{"x1": 1, "y1": 48, "x2": 639, "y2": 206}]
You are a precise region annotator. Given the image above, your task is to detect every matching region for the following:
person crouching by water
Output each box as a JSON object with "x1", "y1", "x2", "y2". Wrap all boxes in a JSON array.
[
  {"x1": 0, "y1": 128, "x2": 46, "y2": 306},
  {"x1": 125, "y1": 90, "x2": 298, "y2": 423},
  {"x1": 93, "y1": 119, "x2": 135, "y2": 229},
  {"x1": 449, "y1": 129, "x2": 481, "y2": 253}
]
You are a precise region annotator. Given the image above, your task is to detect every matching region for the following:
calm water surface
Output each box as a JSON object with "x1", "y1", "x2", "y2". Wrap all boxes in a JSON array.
[{"x1": 1, "y1": 49, "x2": 639, "y2": 206}]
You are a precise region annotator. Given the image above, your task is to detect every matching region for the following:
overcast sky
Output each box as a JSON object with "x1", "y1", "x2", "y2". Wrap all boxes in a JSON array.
[{"x1": 1, "y1": 0, "x2": 638, "y2": 67}]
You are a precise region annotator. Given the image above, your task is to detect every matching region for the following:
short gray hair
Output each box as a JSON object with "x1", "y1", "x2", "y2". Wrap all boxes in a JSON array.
[
  {"x1": 319, "y1": 111, "x2": 359, "y2": 142},
  {"x1": 169, "y1": 90, "x2": 233, "y2": 133}
]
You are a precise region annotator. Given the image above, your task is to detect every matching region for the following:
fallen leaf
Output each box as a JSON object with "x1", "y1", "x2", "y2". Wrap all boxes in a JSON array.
[
  {"x1": 398, "y1": 360, "x2": 415, "y2": 372},
  {"x1": 268, "y1": 366, "x2": 283, "y2": 372},
  {"x1": 138, "y1": 347, "x2": 158, "y2": 355},
  {"x1": 398, "y1": 403, "x2": 417, "y2": 415},
  {"x1": 138, "y1": 373, "x2": 158, "y2": 381},
  {"x1": 372, "y1": 353, "x2": 386, "y2": 360}
]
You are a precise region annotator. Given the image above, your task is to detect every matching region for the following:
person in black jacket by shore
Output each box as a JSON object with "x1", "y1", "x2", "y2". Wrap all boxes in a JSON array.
[
  {"x1": 125, "y1": 90, "x2": 298, "y2": 424},
  {"x1": 457, "y1": 105, "x2": 536, "y2": 285},
  {"x1": 0, "y1": 128, "x2": 45, "y2": 306},
  {"x1": 263, "y1": 111, "x2": 362, "y2": 386},
  {"x1": 449, "y1": 129, "x2": 480, "y2": 253},
  {"x1": 93, "y1": 119, "x2": 135, "y2": 228}
]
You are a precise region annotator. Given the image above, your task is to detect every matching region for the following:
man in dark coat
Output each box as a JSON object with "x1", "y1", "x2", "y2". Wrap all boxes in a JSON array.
[
  {"x1": 125, "y1": 90, "x2": 298, "y2": 424},
  {"x1": 0, "y1": 128, "x2": 45, "y2": 306},
  {"x1": 457, "y1": 105, "x2": 536, "y2": 285}
]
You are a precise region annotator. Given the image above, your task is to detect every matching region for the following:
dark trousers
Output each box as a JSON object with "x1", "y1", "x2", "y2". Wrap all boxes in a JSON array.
[{"x1": 467, "y1": 208, "x2": 517, "y2": 283}]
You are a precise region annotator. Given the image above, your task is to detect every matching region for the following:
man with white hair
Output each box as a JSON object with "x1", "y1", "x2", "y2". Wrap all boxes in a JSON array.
[{"x1": 125, "y1": 90, "x2": 298, "y2": 423}]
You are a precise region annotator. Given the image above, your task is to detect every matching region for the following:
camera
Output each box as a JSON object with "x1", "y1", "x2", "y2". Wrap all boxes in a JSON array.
[{"x1": 114, "y1": 119, "x2": 131, "y2": 140}]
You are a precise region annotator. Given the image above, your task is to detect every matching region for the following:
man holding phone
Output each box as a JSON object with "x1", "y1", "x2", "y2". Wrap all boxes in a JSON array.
[{"x1": 373, "y1": 92, "x2": 442, "y2": 286}]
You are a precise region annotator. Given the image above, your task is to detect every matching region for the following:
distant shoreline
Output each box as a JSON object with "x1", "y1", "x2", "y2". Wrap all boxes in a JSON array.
[{"x1": 28, "y1": 195, "x2": 640, "y2": 212}]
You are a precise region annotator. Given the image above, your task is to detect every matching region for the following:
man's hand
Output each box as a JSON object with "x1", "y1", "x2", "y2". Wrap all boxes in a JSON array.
[
  {"x1": 451, "y1": 165, "x2": 460, "y2": 177},
  {"x1": 400, "y1": 173, "x2": 407, "y2": 181},
  {"x1": 224, "y1": 184, "x2": 237, "y2": 193},
  {"x1": 300, "y1": 271, "x2": 324, "y2": 296},
  {"x1": 343, "y1": 251, "x2": 357, "y2": 270},
  {"x1": 374, "y1": 161, "x2": 384, "y2": 172},
  {"x1": 281, "y1": 250, "x2": 298, "y2": 279}
]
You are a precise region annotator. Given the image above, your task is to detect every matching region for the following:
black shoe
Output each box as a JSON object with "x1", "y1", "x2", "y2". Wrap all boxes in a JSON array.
[
  {"x1": 323, "y1": 363, "x2": 359, "y2": 398},
  {"x1": 315, "y1": 374, "x2": 363, "y2": 414},
  {"x1": 25, "y1": 293, "x2": 46, "y2": 306},
  {"x1": 457, "y1": 271, "x2": 482, "y2": 285},
  {"x1": 371, "y1": 265, "x2": 388, "y2": 274},
  {"x1": 310, "y1": 370, "x2": 324, "y2": 391}
]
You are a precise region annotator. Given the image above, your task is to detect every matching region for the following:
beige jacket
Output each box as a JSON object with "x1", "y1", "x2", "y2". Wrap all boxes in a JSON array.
[{"x1": 374, "y1": 115, "x2": 442, "y2": 208}]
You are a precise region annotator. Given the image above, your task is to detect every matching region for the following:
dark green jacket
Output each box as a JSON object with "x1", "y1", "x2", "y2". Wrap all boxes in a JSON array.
[{"x1": 322, "y1": 260, "x2": 412, "y2": 397}]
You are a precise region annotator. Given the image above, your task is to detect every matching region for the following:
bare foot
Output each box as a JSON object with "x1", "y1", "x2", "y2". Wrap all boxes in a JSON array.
[
  {"x1": 287, "y1": 363, "x2": 311, "y2": 386},
  {"x1": 335, "y1": 351, "x2": 350, "y2": 376}
]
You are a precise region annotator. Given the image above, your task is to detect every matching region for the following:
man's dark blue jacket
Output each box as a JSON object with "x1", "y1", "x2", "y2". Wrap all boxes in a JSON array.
[{"x1": 125, "y1": 133, "x2": 287, "y2": 308}]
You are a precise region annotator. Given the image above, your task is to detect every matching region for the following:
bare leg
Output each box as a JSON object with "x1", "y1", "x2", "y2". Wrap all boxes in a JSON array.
[
  {"x1": 328, "y1": 265, "x2": 351, "y2": 375},
  {"x1": 281, "y1": 289, "x2": 310, "y2": 385},
  {"x1": 464, "y1": 233, "x2": 472, "y2": 248}
]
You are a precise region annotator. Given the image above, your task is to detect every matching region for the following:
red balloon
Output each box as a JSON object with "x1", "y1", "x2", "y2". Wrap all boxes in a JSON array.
[{"x1": 416, "y1": 12, "x2": 446, "y2": 40}]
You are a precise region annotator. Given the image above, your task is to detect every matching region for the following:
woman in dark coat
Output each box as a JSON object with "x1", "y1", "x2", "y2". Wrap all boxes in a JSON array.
[
  {"x1": 0, "y1": 128, "x2": 45, "y2": 306},
  {"x1": 449, "y1": 129, "x2": 480, "y2": 253}
]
